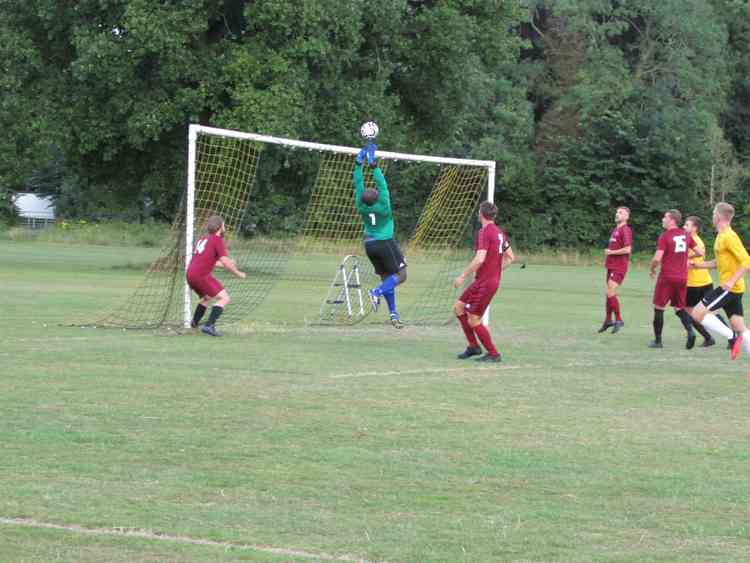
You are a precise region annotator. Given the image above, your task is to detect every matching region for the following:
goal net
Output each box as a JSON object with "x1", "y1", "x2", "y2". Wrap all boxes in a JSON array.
[{"x1": 96, "y1": 125, "x2": 494, "y2": 329}]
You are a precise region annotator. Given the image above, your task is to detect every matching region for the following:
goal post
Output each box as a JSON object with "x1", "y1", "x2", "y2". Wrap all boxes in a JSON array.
[
  {"x1": 93, "y1": 124, "x2": 496, "y2": 330},
  {"x1": 183, "y1": 124, "x2": 496, "y2": 329}
]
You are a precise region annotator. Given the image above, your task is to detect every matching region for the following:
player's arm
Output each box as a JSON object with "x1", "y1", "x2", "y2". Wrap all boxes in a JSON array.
[
  {"x1": 367, "y1": 168, "x2": 392, "y2": 215},
  {"x1": 502, "y1": 246, "x2": 515, "y2": 270},
  {"x1": 690, "y1": 259, "x2": 716, "y2": 269},
  {"x1": 353, "y1": 163, "x2": 366, "y2": 210},
  {"x1": 721, "y1": 237, "x2": 750, "y2": 290},
  {"x1": 649, "y1": 250, "x2": 664, "y2": 279},
  {"x1": 218, "y1": 256, "x2": 246, "y2": 279},
  {"x1": 453, "y1": 249, "x2": 487, "y2": 288},
  {"x1": 605, "y1": 245, "x2": 631, "y2": 256}
]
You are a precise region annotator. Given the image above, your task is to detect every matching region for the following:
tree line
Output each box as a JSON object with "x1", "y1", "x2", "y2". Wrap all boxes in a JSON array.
[{"x1": 2, "y1": 0, "x2": 749, "y2": 249}]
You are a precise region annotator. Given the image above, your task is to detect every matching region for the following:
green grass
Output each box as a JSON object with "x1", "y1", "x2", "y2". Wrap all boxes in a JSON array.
[
  {"x1": 3, "y1": 240, "x2": 750, "y2": 562},
  {"x1": 3, "y1": 220, "x2": 169, "y2": 247}
]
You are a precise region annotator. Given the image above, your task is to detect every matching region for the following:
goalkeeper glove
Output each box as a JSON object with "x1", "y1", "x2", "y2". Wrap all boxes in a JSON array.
[
  {"x1": 355, "y1": 142, "x2": 377, "y2": 167},
  {"x1": 355, "y1": 146, "x2": 367, "y2": 165}
]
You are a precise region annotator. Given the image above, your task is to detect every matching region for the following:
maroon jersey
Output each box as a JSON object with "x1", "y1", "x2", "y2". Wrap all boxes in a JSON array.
[
  {"x1": 605, "y1": 224, "x2": 633, "y2": 273},
  {"x1": 656, "y1": 227, "x2": 696, "y2": 281},
  {"x1": 475, "y1": 223, "x2": 510, "y2": 286},
  {"x1": 187, "y1": 233, "x2": 228, "y2": 278}
]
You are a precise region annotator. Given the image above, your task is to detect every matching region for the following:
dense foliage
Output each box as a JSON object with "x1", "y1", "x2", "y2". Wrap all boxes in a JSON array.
[{"x1": 2, "y1": 0, "x2": 749, "y2": 248}]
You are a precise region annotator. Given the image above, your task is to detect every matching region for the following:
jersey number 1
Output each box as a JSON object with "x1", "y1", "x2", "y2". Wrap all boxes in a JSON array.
[{"x1": 369, "y1": 213, "x2": 376, "y2": 226}]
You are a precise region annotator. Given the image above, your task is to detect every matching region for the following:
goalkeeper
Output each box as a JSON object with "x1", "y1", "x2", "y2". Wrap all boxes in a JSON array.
[{"x1": 353, "y1": 142, "x2": 407, "y2": 328}]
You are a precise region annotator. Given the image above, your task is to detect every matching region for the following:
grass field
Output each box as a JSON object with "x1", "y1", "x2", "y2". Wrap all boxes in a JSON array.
[{"x1": 3, "y1": 240, "x2": 750, "y2": 562}]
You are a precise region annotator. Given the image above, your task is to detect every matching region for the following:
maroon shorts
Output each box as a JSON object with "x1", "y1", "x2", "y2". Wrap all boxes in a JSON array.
[
  {"x1": 607, "y1": 270, "x2": 626, "y2": 285},
  {"x1": 653, "y1": 277, "x2": 687, "y2": 309},
  {"x1": 459, "y1": 281, "x2": 498, "y2": 317},
  {"x1": 187, "y1": 274, "x2": 224, "y2": 299}
]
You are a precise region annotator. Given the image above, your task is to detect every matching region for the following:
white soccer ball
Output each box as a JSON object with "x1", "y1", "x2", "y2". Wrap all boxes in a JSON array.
[{"x1": 360, "y1": 121, "x2": 379, "y2": 140}]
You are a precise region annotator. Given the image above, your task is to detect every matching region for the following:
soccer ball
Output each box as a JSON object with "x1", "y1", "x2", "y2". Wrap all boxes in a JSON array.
[{"x1": 360, "y1": 121, "x2": 379, "y2": 140}]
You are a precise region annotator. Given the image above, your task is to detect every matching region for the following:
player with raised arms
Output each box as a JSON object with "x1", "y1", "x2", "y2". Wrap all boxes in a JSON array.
[
  {"x1": 452, "y1": 201, "x2": 514, "y2": 362},
  {"x1": 690, "y1": 202, "x2": 750, "y2": 359},
  {"x1": 186, "y1": 215, "x2": 246, "y2": 336},
  {"x1": 352, "y1": 122, "x2": 407, "y2": 328},
  {"x1": 648, "y1": 209, "x2": 702, "y2": 349}
]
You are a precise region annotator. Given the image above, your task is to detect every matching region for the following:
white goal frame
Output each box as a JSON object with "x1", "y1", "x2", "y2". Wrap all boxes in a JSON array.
[{"x1": 184, "y1": 124, "x2": 496, "y2": 328}]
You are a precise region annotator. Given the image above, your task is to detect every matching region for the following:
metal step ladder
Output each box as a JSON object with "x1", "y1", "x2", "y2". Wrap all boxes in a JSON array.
[{"x1": 320, "y1": 255, "x2": 366, "y2": 323}]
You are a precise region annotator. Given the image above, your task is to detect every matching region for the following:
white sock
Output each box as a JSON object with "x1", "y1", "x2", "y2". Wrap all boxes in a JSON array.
[{"x1": 701, "y1": 313, "x2": 734, "y2": 340}]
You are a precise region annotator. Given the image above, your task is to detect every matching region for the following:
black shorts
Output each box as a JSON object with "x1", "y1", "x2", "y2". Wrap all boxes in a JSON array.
[
  {"x1": 686, "y1": 284, "x2": 713, "y2": 308},
  {"x1": 364, "y1": 239, "x2": 406, "y2": 276},
  {"x1": 701, "y1": 287, "x2": 744, "y2": 319}
]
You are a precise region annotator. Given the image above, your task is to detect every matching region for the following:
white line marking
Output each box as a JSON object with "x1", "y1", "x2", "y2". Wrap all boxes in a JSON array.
[
  {"x1": 331, "y1": 365, "x2": 538, "y2": 379},
  {"x1": 0, "y1": 517, "x2": 371, "y2": 562}
]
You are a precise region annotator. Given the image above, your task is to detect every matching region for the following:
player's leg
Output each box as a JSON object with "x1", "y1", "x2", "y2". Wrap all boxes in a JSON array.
[
  {"x1": 691, "y1": 289, "x2": 735, "y2": 344},
  {"x1": 454, "y1": 299, "x2": 481, "y2": 359},
  {"x1": 200, "y1": 277, "x2": 228, "y2": 336},
  {"x1": 371, "y1": 240, "x2": 407, "y2": 326},
  {"x1": 364, "y1": 241, "x2": 386, "y2": 312},
  {"x1": 382, "y1": 267, "x2": 407, "y2": 328},
  {"x1": 650, "y1": 307, "x2": 665, "y2": 348},
  {"x1": 672, "y1": 283, "x2": 695, "y2": 349},
  {"x1": 687, "y1": 285, "x2": 715, "y2": 347},
  {"x1": 191, "y1": 295, "x2": 211, "y2": 328},
  {"x1": 649, "y1": 279, "x2": 668, "y2": 348},
  {"x1": 724, "y1": 295, "x2": 747, "y2": 360},
  {"x1": 468, "y1": 312, "x2": 501, "y2": 362},
  {"x1": 598, "y1": 272, "x2": 616, "y2": 333},
  {"x1": 188, "y1": 276, "x2": 214, "y2": 328}
]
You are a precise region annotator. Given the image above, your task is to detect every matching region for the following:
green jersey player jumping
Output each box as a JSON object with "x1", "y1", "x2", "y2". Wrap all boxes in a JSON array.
[{"x1": 353, "y1": 142, "x2": 407, "y2": 328}]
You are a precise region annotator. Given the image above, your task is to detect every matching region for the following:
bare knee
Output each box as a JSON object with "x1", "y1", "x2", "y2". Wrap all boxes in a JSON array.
[
  {"x1": 453, "y1": 301, "x2": 465, "y2": 317},
  {"x1": 691, "y1": 305, "x2": 707, "y2": 323},
  {"x1": 467, "y1": 314, "x2": 482, "y2": 328},
  {"x1": 397, "y1": 268, "x2": 407, "y2": 285}
]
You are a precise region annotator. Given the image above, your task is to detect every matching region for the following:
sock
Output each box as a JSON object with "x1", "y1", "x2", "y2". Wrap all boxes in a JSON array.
[
  {"x1": 207, "y1": 305, "x2": 224, "y2": 326},
  {"x1": 611, "y1": 296, "x2": 622, "y2": 321},
  {"x1": 382, "y1": 289, "x2": 397, "y2": 315},
  {"x1": 676, "y1": 309, "x2": 694, "y2": 335},
  {"x1": 192, "y1": 304, "x2": 207, "y2": 326},
  {"x1": 458, "y1": 315, "x2": 479, "y2": 348},
  {"x1": 743, "y1": 331, "x2": 750, "y2": 353},
  {"x1": 474, "y1": 324, "x2": 498, "y2": 356},
  {"x1": 701, "y1": 313, "x2": 734, "y2": 340},
  {"x1": 376, "y1": 274, "x2": 401, "y2": 296},
  {"x1": 691, "y1": 318, "x2": 713, "y2": 341},
  {"x1": 605, "y1": 297, "x2": 612, "y2": 322},
  {"x1": 653, "y1": 309, "x2": 664, "y2": 342}
]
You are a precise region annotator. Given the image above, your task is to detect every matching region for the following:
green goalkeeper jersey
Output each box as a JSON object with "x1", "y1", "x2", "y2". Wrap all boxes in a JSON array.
[{"x1": 353, "y1": 163, "x2": 394, "y2": 240}]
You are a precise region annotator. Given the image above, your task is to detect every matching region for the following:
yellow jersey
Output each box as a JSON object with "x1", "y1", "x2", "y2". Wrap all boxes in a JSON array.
[
  {"x1": 714, "y1": 227, "x2": 750, "y2": 294},
  {"x1": 687, "y1": 233, "x2": 713, "y2": 287}
]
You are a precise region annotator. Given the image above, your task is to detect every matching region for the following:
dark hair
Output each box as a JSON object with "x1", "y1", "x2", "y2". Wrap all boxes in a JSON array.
[
  {"x1": 685, "y1": 215, "x2": 701, "y2": 231},
  {"x1": 479, "y1": 201, "x2": 498, "y2": 220},
  {"x1": 206, "y1": 215, "x2": 224, "y2": 234},
  {"x1": 666, "y1": 209, "x2": 682, "y2": 226},
  {"x1": 361, "y1": 188, "x2": 379, "y2": 205}
]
